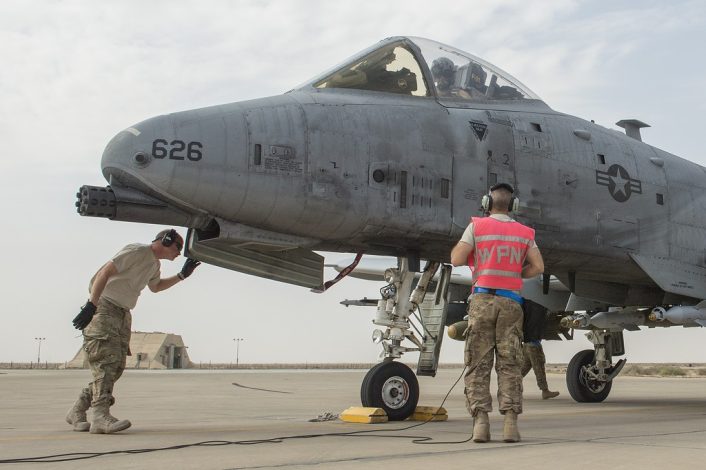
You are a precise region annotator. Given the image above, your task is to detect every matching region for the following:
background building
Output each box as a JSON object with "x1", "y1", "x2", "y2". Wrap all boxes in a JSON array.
[{"x1": 66, "y1": 332, "x2": 192, "y2": 369}]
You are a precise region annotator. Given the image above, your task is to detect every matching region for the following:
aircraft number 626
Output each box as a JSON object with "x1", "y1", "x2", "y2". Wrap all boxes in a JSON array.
[{"x1": 152, "y1": 139, "x2": 203, "y2": 161}]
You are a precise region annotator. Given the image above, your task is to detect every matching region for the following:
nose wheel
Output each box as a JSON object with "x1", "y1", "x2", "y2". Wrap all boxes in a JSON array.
[{"x1": 360, "y1": 361, "x2": 419, "y2": 420}]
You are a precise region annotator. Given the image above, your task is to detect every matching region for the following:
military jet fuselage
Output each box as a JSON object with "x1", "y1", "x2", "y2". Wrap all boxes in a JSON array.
[
  {"x1": 81, "y1": 36, "x2": 706, "y2": 305},
  {"x1": 77, "y1": 36, "x2": 706, "y2": 413}
]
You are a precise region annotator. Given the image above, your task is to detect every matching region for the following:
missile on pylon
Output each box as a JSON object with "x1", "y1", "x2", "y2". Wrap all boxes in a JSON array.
[
  {"x1": 561, "y1": 308, "x2": 646, "y2": 331},
  {"x1": 649, "y1": 303, "x2": 706, "y2": 326},
  {"x1": 585, "y1": 309, "x2": 646, "y2": 331},
  {"x1": 560, "y1": 312, "x2": 590, "y2": 329}
]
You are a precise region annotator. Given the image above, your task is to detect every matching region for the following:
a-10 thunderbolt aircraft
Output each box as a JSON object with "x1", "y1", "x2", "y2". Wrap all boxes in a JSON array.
[{"x1": 76, "y1": 36, "x2": 706, "y2": 420}]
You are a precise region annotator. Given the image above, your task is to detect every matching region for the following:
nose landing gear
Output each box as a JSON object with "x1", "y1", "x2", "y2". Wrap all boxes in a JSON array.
[
  {"x1": 361, "y1": 361, "x2": 419, "y2": 421},
  {"x1": 359, "y1": 257, "x2": 451, "y2": 420}
]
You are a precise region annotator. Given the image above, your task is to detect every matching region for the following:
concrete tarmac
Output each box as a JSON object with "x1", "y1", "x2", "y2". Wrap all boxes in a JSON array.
[{"x1": 2, "y1": 368, "x2": 706, "y2": 469}]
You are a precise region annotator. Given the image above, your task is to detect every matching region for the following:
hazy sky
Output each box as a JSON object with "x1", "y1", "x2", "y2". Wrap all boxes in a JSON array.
[{"x1": 2, "y1": 0, "x2": 706, "y2": 365}]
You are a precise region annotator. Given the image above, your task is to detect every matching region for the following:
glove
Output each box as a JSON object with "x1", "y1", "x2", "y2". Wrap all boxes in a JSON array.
[
  {"x1": 72, "y1": 301, "x2": 97, "y2": 330},
  {"x1": 178, "y1": 258, "x2": 201, "y2": 280}
]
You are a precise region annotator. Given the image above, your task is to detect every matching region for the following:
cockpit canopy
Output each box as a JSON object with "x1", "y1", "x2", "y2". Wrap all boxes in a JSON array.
[{"x1": 305, "y1": 36, "x2": 540, "y2": 102}]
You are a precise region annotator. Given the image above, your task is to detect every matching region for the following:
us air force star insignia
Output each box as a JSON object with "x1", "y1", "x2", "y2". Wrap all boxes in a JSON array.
[
  {"x1": 595, "y1": 164, "x2": 642, "y2": 202},
  {"x1": 469, "y1": 121, "x2": 488, "y2": 141}
]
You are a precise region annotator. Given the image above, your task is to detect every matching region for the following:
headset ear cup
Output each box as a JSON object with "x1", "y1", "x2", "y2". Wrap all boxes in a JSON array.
[
  {"x1": 510, "y1": 197, "x2": 520, "y2": 213},
  {"x1": 162, "y1": 229, "x2": 176, "y2": 247},
  {"x1": 481, "y1": 194, "x2": 491, "y2": 212}
]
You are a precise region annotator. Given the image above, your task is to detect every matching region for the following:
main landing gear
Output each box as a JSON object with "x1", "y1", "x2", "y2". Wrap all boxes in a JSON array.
[
  {"x1": 566, "y1": 330, "x2": 626, "y2": 402},
  {"x1": 360, "y1": 257, "x2": 451, "y2": 420}
]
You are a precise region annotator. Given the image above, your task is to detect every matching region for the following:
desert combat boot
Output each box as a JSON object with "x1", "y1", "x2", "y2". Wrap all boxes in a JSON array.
[
  {"x1": 65, "y1": 388, "x2": 91, "y2": 432},
  {"x1": 472, "y1": 411, "x2": 490, "y2": 442},
  {"x1": 90, "y1": 405, "x2": 131, "y2": 434},
  {"x1": 542, "y1": 389, "x2": 560, "y2": 399},
  {"x1": 503, "y1": 410, "x2": 520, "y2": 442}
]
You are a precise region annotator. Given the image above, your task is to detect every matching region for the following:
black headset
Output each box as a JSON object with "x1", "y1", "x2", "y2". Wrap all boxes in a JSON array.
[
  {"x1": 158, "y1": 228, "x2": 178, "y2": 247},
  {"x1": 481, "y1": 183, "x2": 519, "y2": 213}
]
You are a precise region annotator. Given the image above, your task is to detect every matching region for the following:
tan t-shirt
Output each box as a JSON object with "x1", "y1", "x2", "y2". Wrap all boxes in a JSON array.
[{"x1": 90, "y1": 244, "x2": 160, "y2": 309}]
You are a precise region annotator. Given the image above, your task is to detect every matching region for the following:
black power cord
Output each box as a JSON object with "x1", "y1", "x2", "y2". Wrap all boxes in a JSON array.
[{"x1": 0, "y1": 366, "x2": 472, "y2": 464}]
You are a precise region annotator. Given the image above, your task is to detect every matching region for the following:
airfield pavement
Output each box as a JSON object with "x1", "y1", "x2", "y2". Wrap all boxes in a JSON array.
[{"x1": 2, "y1": 368, "x2": 706, "y2": 469}]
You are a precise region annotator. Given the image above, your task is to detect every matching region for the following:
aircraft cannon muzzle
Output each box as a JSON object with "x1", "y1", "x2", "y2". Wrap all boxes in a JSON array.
[
  {"x1": 76, "y1": 185, "x2": 117, "y2": 218},
  {"x1": 75, "y1": 184, "x2": 210, "y2": 228}
]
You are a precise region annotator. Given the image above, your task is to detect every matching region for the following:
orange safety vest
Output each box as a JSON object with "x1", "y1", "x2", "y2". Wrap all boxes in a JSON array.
[{"x1": 468, "y1": 217, "x2": 535, "y2": 291}]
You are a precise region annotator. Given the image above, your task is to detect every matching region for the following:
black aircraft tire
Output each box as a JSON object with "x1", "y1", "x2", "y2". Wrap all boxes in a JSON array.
[
  {"x1": 566, "y1": 349, "x2": 613, "y2": 403},
  {"x1": 360, "y1": 362, "x2": 382, "y2": 406},
  {"x1": 360, "y1": 361, "x2": 419, "y2": 421}
]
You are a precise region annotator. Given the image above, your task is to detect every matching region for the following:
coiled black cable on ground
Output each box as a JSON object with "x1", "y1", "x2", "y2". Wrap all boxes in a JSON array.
[{"x1": 0, "y1": 366, "x2": 472, "y2": 464}]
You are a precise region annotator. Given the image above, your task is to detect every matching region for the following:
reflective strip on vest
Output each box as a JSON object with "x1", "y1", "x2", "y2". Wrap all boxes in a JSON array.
[
  {"x1": 476, "y1": 268, "x2": 522, "y2": 278},
  {"x1": 475, "y1": 235, "x2": 533, "y2": 245},
  {"x1": 469, "y1": 216, "x2": 535, "y2": 291}
]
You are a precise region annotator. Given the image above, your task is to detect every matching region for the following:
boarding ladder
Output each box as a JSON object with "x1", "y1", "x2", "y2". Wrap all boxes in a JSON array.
[{"x1": 416, "y1": 264, "x2": 452, "y2": 376}]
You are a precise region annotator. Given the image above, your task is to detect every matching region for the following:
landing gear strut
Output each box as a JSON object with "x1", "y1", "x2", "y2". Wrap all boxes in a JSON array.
[
  {"x1": 566, "y1": 330, "x2": 626, "y2": 402},
  {"x1": 360, "y1": 257, "x2": 451, "y2": 420}
]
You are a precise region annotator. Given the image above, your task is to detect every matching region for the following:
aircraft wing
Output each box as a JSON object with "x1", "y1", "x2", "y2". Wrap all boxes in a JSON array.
[{"x1": 630, "y1": 254, "x2": 706, "y2": 300}]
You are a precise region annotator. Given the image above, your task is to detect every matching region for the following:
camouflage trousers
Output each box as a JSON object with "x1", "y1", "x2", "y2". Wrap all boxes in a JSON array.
[
  {"x1": 81, "y1": 298, "x2": 132, "y2": 408},
  {"x1": 463, "y1": 293, "x2": 524, "y2": 416},
  {"x1": 522, "y1": 342, "x2": 548, "y2": 391}
]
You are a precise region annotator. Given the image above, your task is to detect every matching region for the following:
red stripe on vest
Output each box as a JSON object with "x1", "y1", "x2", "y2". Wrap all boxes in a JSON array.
[{"x1": 469, "y1": 217, "x2": 535, "y2": 290}]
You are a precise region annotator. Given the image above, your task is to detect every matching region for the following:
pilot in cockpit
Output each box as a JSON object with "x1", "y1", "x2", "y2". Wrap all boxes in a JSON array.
[{"x1": 431, "y1": 57, "x2": 471, "y2": 99}]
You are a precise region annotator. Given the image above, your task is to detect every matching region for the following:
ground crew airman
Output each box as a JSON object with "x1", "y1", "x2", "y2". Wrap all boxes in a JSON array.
[
  {"x1": 522, "y1": 342, "x2": 559, "y2": 399},
  {"x1": 451, "y1": 183, "x2": 544, "y2": 443},
  {"x1": 66, "y1": 229, "x2": 200, "y2": 434},
  {"x1": 522, "y1": 299, "x2": 560, "y2": 399}
]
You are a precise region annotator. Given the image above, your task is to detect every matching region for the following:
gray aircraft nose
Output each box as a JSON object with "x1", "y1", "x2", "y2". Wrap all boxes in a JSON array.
[
  {"x1": 99, "y1": 104, "x2": 250, "y2": 224},
  {"x1": 100, "y1": 113, "x2": 177, "y2": 191},
  {"x1": 94, "y1": 96, "x2": 313, "y2": 231},
  {"x1": 76, "y1": 113, "x2": 213, "y2": 228},
  {"x1": 101, "y1": 125, "x2": 146, "y2": 186}
]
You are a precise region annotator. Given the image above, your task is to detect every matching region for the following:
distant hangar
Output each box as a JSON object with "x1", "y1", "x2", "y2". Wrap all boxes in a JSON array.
[{"x1": 67, "y1": 331, "x2": 192, "y2": 369}]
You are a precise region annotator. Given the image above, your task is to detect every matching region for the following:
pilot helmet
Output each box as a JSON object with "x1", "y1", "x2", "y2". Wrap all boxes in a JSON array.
[{"x1": 431, "y1": 57, "x2": 455, "y2": 80}]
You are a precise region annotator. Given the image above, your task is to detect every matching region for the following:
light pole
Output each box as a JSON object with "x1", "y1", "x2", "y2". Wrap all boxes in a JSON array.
[
  {"x1": 233, "y1": 338, "x2": 244, "y2": 367},
  {"x1": 35, "y1": 337, "x2": 46, "y2": 363}
]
